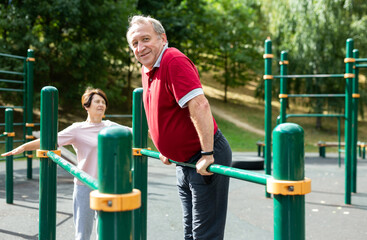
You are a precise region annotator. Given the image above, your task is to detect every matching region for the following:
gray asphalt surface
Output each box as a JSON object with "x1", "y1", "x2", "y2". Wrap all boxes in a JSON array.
[{"x1": 0, "y1": 152, "x2": 366, "y2": 240}]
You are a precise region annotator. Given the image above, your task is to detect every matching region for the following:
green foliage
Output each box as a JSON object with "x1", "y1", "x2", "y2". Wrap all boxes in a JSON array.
[
  {"x1": 138, "y1": 0, "x2": 266, "y2": 102},
  {"x1": 0, "y1": 0, "x2": 137, "y2": 109},
  {"x1": 258, "y1": 0, "x2": 367, "y2": 122}
]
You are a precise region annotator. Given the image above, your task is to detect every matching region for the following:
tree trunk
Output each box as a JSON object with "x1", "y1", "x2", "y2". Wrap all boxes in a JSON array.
[
  {"x1": 315, "y1": 117, "x2": 322, "y2": 130},
  {"x1": 224, "y1": 53, "x2": 228, "y2": 103}
]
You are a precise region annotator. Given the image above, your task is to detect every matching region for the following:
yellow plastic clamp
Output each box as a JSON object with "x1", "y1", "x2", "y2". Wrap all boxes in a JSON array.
[
  {"x1": 352, "y1": 93, "x2": 360, "y2": 98},
  {"x1": 344, "y1": 73, "x2": 355, "y2": 78},
  {"x1": 263, "y1": 75, "x2": 274, "y2": 80},
  {"x1": 26, "y1": 135, "x2": 35, "y2": 140},
  {"x1": 133, "y1": 147, "x2": 151, "y2": 156},
  {"x1": 279, "y1": 60, "x2": 289, "y2": 65},
  {"x1": 26, "y1": 154, "x2": 33, "y2": 158},
  {"x1": 36, "y1": 149, "x2": 61, "y2": 158},
  {"x1": 278, "y1": 94, "x2": 288, "y2": 99},
  {"x1": 267, "y1": 177, "x2": 311, "y2": 195},
  {"x1": 3, "y1": 132, "x2": 15, "y2": 137},
  {"x1": 26, "y1": 57, "x2": 35, "y2": 62},
  {"x1": 263, "y1": 54, "x2": 274, "y2": 59},
  {"x1": 90, "y1": 189, "x2": 141, "y2": 212},
  {"x1": 344, "y1": 58, "x2": 355, "y2": 63},
  {"x1": 26, "y1": 123, "x2": 35, "y2": 127}
]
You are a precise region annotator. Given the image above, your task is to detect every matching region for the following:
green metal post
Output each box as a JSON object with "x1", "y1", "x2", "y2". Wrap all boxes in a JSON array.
[
  {"x1": 344, "y1": 39, "x2": 353, "y2": 204},
  {"x1": 26, "y1": 49, "x2": 34, "y2": 179},
  {"x1": 279, "y1": 51, "x2": 288, "y2": 124},
  {"x1": 351, "y1": 49, "x2": 359, "y2": 193},
  {"x1": 338, "y1": 117, "x2": 341, "y2": 167},
  {"x1": 39, "y1": 86, "x2": 58, "y2": 240},
  {"x1": 273, "y1": 123, "x2": 305, "y2": 240},
  {"x1": 5, "y1": 108, "x2": 14, "y2": 204},
  {"x1": 264, "y1": 38, "x2": 272, "y2": 198},
  {"x1": 132, "y1": 88, "x2": 148, "y2": 240},
  {"x1": 97, "y1": 126, "x2": 134, "y2": 240}
]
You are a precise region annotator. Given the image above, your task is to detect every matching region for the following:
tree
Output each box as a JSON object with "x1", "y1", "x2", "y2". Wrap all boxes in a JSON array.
[
  {"x1": 139, "y1": 0, "x2": 266, "y2": 102},
  {"x1": 0, "y1": 0, "x2": 137, "y2": 110},
  {"x1": 258, "y1": 0, "x2": 367, "y2": 127}
]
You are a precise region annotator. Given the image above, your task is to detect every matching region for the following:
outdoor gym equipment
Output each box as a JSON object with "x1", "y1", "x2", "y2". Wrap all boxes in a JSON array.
[
  {"x1": 132, "y1": 88, "x2": 311, "y2": 240},
  {"x1": 0, "y1": 108, "x2": 14, "y2": 204},
  {"x1": 263, "y1": 38, "x2": 359, "y2": 205},
  {"x1": 0, "y1": 50, "x2": 36, "y2": 179},
  {"x1": 5, "y1": 86, "x2": 310, "y2": 240},
  {"x1": 36, "y1": 86, "x2": 140, "y2": 240}
]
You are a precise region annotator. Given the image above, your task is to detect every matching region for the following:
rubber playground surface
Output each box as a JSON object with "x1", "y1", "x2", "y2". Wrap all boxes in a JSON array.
[{"x1": 0, "y1": 152, "x2": 366, "y2": 240}]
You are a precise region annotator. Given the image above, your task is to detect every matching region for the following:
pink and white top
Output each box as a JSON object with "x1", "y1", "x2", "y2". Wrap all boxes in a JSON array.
[{"x1": 58, "y1": 120, "x2": 122, "y2": 185}]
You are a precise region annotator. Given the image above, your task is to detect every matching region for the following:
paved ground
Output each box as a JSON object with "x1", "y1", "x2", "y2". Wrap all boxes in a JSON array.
[{"x1": 0, "y1": 152, "x2": 366, "y2": 240}]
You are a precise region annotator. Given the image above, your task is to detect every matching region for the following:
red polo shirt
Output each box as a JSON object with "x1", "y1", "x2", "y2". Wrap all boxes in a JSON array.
[{"x1": 142, "y1": 47, "x2": 218, "y2": 162}]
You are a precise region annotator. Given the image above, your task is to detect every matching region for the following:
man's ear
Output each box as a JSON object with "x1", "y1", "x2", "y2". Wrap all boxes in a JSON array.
[{"x1": 161, "y1": 33, "x2": 168, "y2": 44}]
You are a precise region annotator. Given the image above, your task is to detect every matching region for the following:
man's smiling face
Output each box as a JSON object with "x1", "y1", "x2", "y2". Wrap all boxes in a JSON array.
[{"x1": 129, "y1": 22, "x2": 167, "y2": 70}]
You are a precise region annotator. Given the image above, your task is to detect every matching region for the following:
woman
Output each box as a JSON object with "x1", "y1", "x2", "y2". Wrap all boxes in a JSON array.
[{"x1": 2, "y1": 87, "x2": 129, "y2": 240}]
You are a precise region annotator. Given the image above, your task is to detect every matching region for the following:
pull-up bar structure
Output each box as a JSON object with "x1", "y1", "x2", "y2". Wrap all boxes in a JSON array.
[
  {"x1": 132, "y1": 88, "x2": 310, "y2": 240},
  {"x1": 0, "y1": 50, "x2": 36, "y2": 180},
  {"x1": 264, "y1": 38, "x2": 359, "y2": 205}
]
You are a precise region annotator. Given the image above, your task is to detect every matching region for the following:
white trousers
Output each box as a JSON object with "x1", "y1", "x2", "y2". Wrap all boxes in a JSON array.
[{"x1": 73, "y1": 184, "x2": 97, "y2": 240}]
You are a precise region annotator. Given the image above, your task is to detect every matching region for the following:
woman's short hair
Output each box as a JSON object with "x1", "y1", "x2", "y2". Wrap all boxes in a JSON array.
[
  {"x1": 126, "y1": 15, "x2": 166, "y2": 47},
  {"x1": 81, "y1": 88, "x2": 108, "y2": 108}
]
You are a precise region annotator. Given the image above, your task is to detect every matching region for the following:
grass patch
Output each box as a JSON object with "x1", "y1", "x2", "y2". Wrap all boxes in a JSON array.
[{"x1": 214, "y1": 114, "x2": 263, "y2": 152}]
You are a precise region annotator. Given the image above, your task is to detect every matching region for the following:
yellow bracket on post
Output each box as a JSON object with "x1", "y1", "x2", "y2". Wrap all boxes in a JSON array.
[
  {"x1": 279, "y1": 60, "x2": 289, "y2": 65},
  {"x1": 26, "y1": 123, "x2": 35, "y2": 127},
  {"x1": 26, "y1": 135, "x2": 35, "y2": 140},
  {"x1": 344, "y1": 73, "x2": 355, "y2": 78},
  {"x1": 36, "y1": 150, "x2": 61, "y2": 158},
  {"x1": 267, "y1": 177, "x2": 311, "y2": 195},
  {"x1": 90, "y1": 189, "x2": 141, "y2": 212},
  {"x1": 352, "y1": 93, "x2": 360, "y2": 98},
  {"x1": 132, "y1": 147, "x2": 151, "y2": 156},
  {"x1": 278, "y1": 94, "x2": 288, "y2": 99},
  {"x1": 3, "y1": 132, "x2": 15, "y2": 137},
  {"x1": 344, "y1": 58, "x2": 355, "y2": 63},
  {"x1": 263, "y1": 54, "x2": 274, "y2": 59},
  {"x1": 26, "y1": 57, "x2": 35, "y2": 62},
  {"x1": 263, "y1": 75, "x2": 274, "y2": 80}
]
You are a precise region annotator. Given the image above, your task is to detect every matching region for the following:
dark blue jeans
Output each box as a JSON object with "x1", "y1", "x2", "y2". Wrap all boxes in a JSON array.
[{"x1": 176, "y1": 129, "x2": 232, "y2": 240}]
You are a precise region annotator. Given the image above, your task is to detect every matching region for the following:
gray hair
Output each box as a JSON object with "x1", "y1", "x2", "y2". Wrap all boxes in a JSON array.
[{"x1": 126, "y1": 15, "x2": 166, "y2": 47}]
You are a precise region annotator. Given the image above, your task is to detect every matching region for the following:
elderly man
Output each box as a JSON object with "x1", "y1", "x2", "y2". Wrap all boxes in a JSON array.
[{"x1": 127, "y1": 15, "x2": 232, "y2": 240}]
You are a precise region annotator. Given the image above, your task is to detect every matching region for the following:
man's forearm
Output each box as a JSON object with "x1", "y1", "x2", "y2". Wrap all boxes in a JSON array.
[{"x1": 188, "y1": 95, "x2": 214, "y2": 152}]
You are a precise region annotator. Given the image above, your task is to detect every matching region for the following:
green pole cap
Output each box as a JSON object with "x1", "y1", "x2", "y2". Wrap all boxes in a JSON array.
[
  {"x1": 27, "y1": 49, "x2": 34, "y2": 57},
  {"x1": 273, "y1": 123, "x2": 304, "y2": 181},
  {"x1": 98, "y1": 126, "x2": 132, "y2": 194}
]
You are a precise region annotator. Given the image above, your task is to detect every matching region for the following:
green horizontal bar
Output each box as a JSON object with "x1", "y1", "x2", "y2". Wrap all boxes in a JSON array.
[
  {"x1": 47, "y1": 151, "x2": 98, "y2": 190},
  {"x1": 0, "y1": 106, "x2": 24, "y2": 109},
  {"x1": 356, "y1": 64, "x2": 367, "y2": 68},
  {"x1": 0, "y1": 133, "x2": 6, "y2": 138},
  {"x1": 104, "y1": 114, "x2": 132, "y2": 118},
  {"x1": 286, "y1": 114, "x2": 344, "y2": 118},
  {"x1": 0, "y1": 70, "x2": 24, "y2": 76},
  {"x1": 0, "y1": 53, "x2": 26, "y2": 60},
  {"x1": 0, "y1": 79, "x2": 25, "y2": 84},
  {"x1": 287, "y1": 94, "x2": 345, "y2": 98},
  {"x1": 274, "y1": 74, "x2": 344, "y2": 79},
  {"x1": 0, "y1": 53, "x2": 25, "y2": 60},
  {"x1": 355, "y1": 58, "x2": 367, "y2": 62},
  {"x1": 0, "y1": 155, "x2": 27, "y2": 161},
  {"x1": 0, "y1": 139, "x2": 25, "y2": 144},
  {"x1": 0, "y1": 87, "x2": 25, "y2": 92},
  {"x1": 140, "y1": 149, "x2": 270, "y2": 185},
  {"x1": 0, "y1": 123, "x2": 26, "y2": 126}
]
